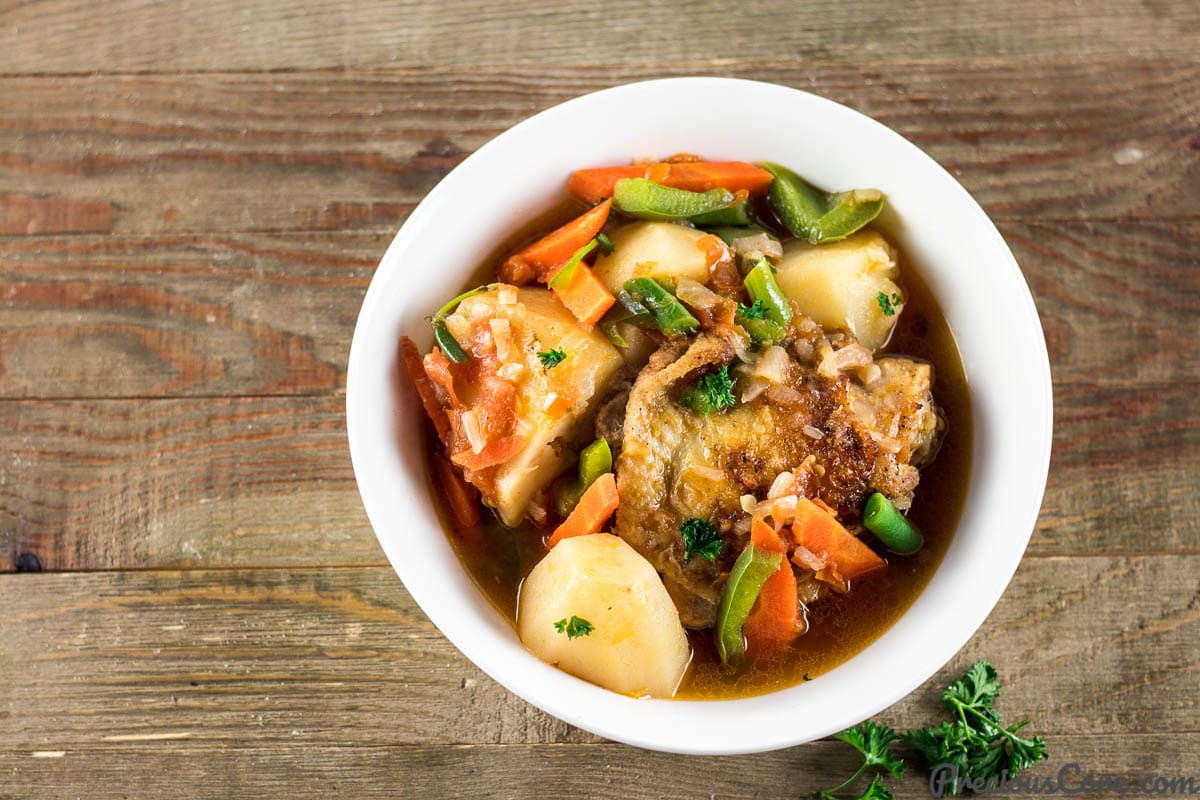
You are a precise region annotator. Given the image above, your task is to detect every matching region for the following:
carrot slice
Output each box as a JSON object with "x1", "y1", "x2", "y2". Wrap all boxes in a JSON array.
[
  {"x1": 503, "y1": 199, "x2": 612, "y2": 282},
  {"x1": 568, "y1": 161, "x2": 774, "y2": 204},
  {"x1": 400, "y1": 336, "x2": 451, "y2": 444},
  {"x1": 550, "y1": 262, "x2": 616, "y2": 327},
  {"x1": 792, "y1": 497, "x2": 885, "y2": 591},
  {"x1": 454, "y1": 434, "x2": 527, "y2": 472},
  {"x1": 432, "y1": 451, "x2": 481, "y2": 531},
  {"x1": 744, "y1": 517, "x2": 803, "y2": 654},
  {"x1": 546, "y1": 472, "x2": 618, "y2": 547}
]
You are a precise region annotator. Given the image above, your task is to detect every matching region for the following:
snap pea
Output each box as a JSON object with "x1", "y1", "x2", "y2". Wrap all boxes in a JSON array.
[
  {"x1": 715, "y1": 543, "x2": 783, "y2": 667},
  {"x1": 691, "y1": 200, "x2": 754, "y2": 226},
  {"x1": 429, "y1": 284, "x2": 496, "y2": 364},
  {"x1": 760, "y1": 161, "x2": 884, "y2": 244},
  {"x1": 553, "y1": 438, "x2": 614, "y2": 517},
  {"x1": 863, "y1": 492, "x2": 923, "y2": 555},
  {"x1": 622, "y1": 277, "x2": 700, "y2": 336},
  {"x1": 613, "y1": 178, "x2": 736, "y2": 221},
  {"x1": 743, "y1": 259, "x2": 793, "y2": 326}
]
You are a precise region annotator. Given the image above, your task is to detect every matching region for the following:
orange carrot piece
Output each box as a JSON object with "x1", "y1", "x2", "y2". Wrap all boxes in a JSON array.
[
  {"x1": 400, "y1": 336, "x2": 452, "y2": 444},
  {"x1": 504, "y1": 199, "x2": 612, "y2": 282},
  {"x1": 546, "y1": 472, "x2": 619, "y2": 548},
  {"x1": 432, "y1": 451, "x2": 481, "y2": 531},
  {"x1": 792, "y1": 498, "x2": 885, "y2": 591},
  {"x1": 567, "y1": 161, "x2": 774, "y2": 203},
  {"x1": 550, "y1": 262, "x2": 616, "y2": 327},
  {"x1": 744, "y1": 517, "x2": 803, "y2": 654},
  {"x1": 454, "y1": 434, "x2": 527, "y2": 472}
]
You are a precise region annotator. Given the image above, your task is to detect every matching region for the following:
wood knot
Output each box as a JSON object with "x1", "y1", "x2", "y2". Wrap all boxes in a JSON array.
[{"x1": 16, "y1": 552, "x2": 43, "y2": 572}]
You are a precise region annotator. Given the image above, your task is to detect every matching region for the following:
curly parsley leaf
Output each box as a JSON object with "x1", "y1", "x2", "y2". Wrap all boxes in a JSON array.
[
  {"x1": 818, "y1": 721, "x2": 905, "y2": 800},
  {"x1": 537, "y1": 347, "x2": 567, "y2": 369},
  {"x1": 875, "y1": 291, "x2": 902, "y2": 317},
  {"x1": 737, "y1": 299, "x2": 769, "y2": 320},
  {"x1": 681, "y1": 365, "x2": 736, "y2": 414},
  {"x1": 553, "y1": 616, "x2": 594, "y2": 639},
  {"x1": 680, "y1": 518, "x2": 723, "y2": 561}
]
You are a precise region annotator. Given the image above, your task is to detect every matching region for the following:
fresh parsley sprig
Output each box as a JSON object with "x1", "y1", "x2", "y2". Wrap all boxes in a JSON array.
[
  {"x1": 681, "y1": 365, "x2": 736, "y2": 414},
  {"x1": 553, "y1": 616, "x2": 594, "y2": 639},
  {"x1": 538, "y1": 347, "x2": 567, "y2": 369},
  {"x1": 817, "y1": 721, "x2": 904, "y2": 800},
  {"x1": 680, "y1": 518, "x2": 723, "y2": 561}
]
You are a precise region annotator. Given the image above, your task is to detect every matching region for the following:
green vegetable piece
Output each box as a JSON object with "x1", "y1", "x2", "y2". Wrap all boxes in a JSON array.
[
  {"x1": 863, "y1": 492, "x2": 923, "y2": 555},
  {"x1": 553, "y1": 616, "x2": 595, "y2": 639},
  {"x1": 613, "y1": 178, "x2": 736, "y2": 221},
  {"x1": 622, "y1": 277, "x2": 700, "y2": 336},
  {"x1": 433, "y1": 319, "x2": 470, "y2": 364},
  {"x1": 596, "y1": 232, "x2": 615, "y2": 256},
  {"x1": 680, "y1": 518, "x2": 723, "y2": 561},
  {"x1": 598, "y1": 290, "x2": 656, "y2": 348},
  {"x1": 681, "y1": 365, "x2": 736, "y2": 414},
  {"x1": 537, "y1": 347, "x2": 567, "y2": 369},
  {"x1": 761, "y1": 161, "x2": 828, "y2": 243},
  {"x1": 554, "y1": 438, "x2": 613, "y2": 517},
  {"x1": 901, "y1": 661, "x2": 1047, "y2": 793},
  {"x1": 816, "y1": 189, "x2": 885, "y2": 243},
  {"x1": 876, "y1": 290, "x2": 902, "y2": 318},
  {"x1": 548, "y1": 238, "x2": 599, "y2": 289},
  {"x1": 714, "y1": 543, "x2": 782, "y2": 667},
  {"x1": 761, "y1": 161, "x2": 884, "y2": 244},
  {"x1": 429, "y1": 284, "x2": 496, "y2": 364},
  {"x1": 744, "y1": 259, "x2": 793, "y2": 326},
  {"x1": 691, "y1": 200, "x2": 754, "y2": 226},
  {"x1": 736, "y1": 300, "x2": 786, "y2": 346}
]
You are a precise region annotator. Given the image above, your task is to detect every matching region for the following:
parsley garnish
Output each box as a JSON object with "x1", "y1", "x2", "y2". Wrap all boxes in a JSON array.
[
  {"x1": 681, "y1": 365, "x2": 736, "y2": 414},
  {"x1": 901, "y1": 661, "x2": 1047, "y2": 795},
  {"x1": 876, "y1": 291, "x2": 902, "y2": 317},
  {"x1": 820, "y1": 661, "x2": 1047, "y2": 800},
  {"x1": 680, "y1": 518, "x2": 723, "y2": 561},
  {"x1": 553, "y1": 616, "x2": 594, "y2": 639},
  {"x1": 817, "y1": 721, "x2": 905, "y2": 800},
  {"x1": 537, "y1": 347, "x2": 567, "y2": 369},
  {"x1": 596, "y1": 232, "x2": 615, "y2": 256},
  {"x1": 737, "y1": 299, "x2": 769, "y2": 320}
]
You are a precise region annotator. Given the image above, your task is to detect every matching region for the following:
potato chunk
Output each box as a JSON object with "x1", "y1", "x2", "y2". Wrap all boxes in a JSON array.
[
  {"x1": 776, "y1": 230, "x2": 903, "y2": 351},
  {"x1": 592, "y1": 221, "x2": 713, "y2": 295},
  {"x1": 517, "y1": 533, "x2": 691, "y2": 698},
  {"x1": 442, "y1": 287, "x2": 622, "y2": 526}
]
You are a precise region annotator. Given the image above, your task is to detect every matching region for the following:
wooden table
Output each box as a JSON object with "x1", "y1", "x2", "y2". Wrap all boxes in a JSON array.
[{"x1": 2, "y1": 2, "x2": 1197, "y2": 797}]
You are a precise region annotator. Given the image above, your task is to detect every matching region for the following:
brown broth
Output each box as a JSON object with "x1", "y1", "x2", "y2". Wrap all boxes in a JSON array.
[{"x1": 422, "y1": 205, "x2": 972, "y2": 700}]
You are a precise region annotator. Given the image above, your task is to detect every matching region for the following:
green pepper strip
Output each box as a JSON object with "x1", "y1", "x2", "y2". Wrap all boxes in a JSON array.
[
  {"x1": 863, "y1": 492, "x2": 924, "y2": 555},
  {"x1": 548, "y1": 238, "x2": 599, "y2": 289},
  {"x1": 429, "y1": 284, "x2": 496, "y2": 364},
  {"x1": 598, "y1": 290, "x2": 655, "y2": 348},
  {"x1": 744, "y1": 260, "x2": 793, "y2": 326},
  {"x1": 613, "y1": 178, "x2": 736, "y2": 221},
  {"x1": 761, "y1": 161, "x2": 884, "y2": 245},
  {"x1": 691, "y1": 200, "x2": 753, "y2": 226},
  {"x1": 553, "y1": 438, "x2": 614, "y2": 517},
  {"x1": 715, "y1": 543, "x2": 783, "y2": 667},
  {"x1": 622, "y1": 277, "x2": 700, "y2": 336},
  {"x1": 736, "y1": 309, "x2": 786, "y2": 346}
]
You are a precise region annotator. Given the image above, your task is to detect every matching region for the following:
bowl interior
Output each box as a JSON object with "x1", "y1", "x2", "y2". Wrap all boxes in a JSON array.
[{"x1": 346, "y1": 77, "x2": 1052, "y2": 754}]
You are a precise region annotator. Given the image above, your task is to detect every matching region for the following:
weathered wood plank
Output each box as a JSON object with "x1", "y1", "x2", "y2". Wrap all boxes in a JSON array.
[
  {"x1": 1, "y1": 558, "x2": 1196, "y2": 750},
  {"x1": 2, "y1": 0, "x2": 1198, "y2": 73},
  {"x1": 1, "y1": 61, "x2": 1197, "y2": 236},
  {"x1": 0, "y1": 233, "x2": 378, "y2": 398},
  {"x1": 3, "y1": 736, "x2": 1199, "y2": 800},
  {"x1": 0, "y1": 397, "x2": 381, "y2": 572}
]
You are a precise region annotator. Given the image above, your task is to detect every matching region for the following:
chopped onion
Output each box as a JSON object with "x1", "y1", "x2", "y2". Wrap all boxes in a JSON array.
[
  {"x1": 792, "y1": 546, "x2": 827, "y2": 571},
  {"x1": 460, "y1": 410, "x2": 485, "y2": 454},
  {"x1": 768, "y1": 471, "x2": 797, "y2": 499},
  {"x1": 740, "y1": 376, "x2": 768, "y2": 403},
  {"x1": 496, "y1": 285, "x2": 519, "y2": 306},
  {"x1": 802, "y1": 425, "x2": 824, "y2": 440},
  {"x1": 489, "y1": 318, "x2": 512, "y2": 362},
  {"x1": 675, "y1": 277, "x2": 722, "y2": 311},
  {"x1": 764, "y1": 384, "x2": 804, "y2": 406},
  {"x1": 751, "y1": 345, "x2": 789, "y2": 384},
  {"x1": 498, "y1": 362, "x2": 524, "y2": 381},
  {"x1": 770, "y1": 494, "x2": 798, "y2": 523},
  {"x1": 739, "y1": 494, "x2": 758, "y2": 513},
  {"x1": 730, "y1": 232, "x2": 783, "y2": 261},
  {"x1": 445, "y1": 313, "x2": 471, "y2": 344}
]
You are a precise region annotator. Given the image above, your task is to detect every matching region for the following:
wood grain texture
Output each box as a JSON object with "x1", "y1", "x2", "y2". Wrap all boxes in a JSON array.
[
  {"x1": 2, "y1": 0, "x2": 1198, "y2": 74},
  {"x1": 2, "y1": 60, "x2": 1198, "y2": 237},
  {"x1": 2, "y1": 220, "x2": 1195, "y2": 570},
  {"x1": 3, "y1": 737, "x2": 1200, "y2": 800},
  {"x1": 2, "y1": 558, "x2": 1197, "y2": 751}
]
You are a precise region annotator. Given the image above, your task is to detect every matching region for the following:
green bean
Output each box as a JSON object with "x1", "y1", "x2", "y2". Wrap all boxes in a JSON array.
[
  {"x1": 613, "y1": 178, "x2": 736, "y2": 221},
  {"x1": 715, "y1": 543, "x2": 782, "y2": 667},
  {"x1": 744, "y1": 259, "x2": 793, "y2": 326},
  {"x1": 863, "y1": 492, "x2": 924, "y2": 555},
  {"x1": 622, "y1": 277, "x2": 700, "y2": 336}
]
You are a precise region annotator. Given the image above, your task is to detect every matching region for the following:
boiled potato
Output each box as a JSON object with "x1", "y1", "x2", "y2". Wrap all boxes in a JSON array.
[
  {"x1": 446, "y1": 288, "x2": 622, "y2": 526},
  {"x1": 593, "y1": 221, "x2": 713, "y2": 295},
  {"x1": 518, "y1": 533, "x2": 691, "y2": 698},
  {"x1": 776, "y1": 230, "x2": 903, "y2": 351}
]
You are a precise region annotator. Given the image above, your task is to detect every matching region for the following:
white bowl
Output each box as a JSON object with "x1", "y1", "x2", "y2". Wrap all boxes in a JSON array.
[{"x1": 346, "y1": 77, "x2": 1052, "y2": 754}]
